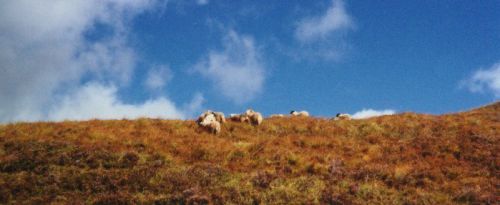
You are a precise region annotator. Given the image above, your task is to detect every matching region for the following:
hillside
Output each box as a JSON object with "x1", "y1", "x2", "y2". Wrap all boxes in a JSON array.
[{"x1": 0, "y1": 103, "x2": 498, "y2": 204}]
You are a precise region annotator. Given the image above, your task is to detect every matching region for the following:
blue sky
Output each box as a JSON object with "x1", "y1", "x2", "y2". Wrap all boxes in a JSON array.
[{"x1": 0, "y1": 0, "x2": 499, "y2": 122}]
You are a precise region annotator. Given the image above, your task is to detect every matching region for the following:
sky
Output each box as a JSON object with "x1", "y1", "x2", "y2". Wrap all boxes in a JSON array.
[{"x1": 0, "y1": 0, "x2": 499, "y2": 122}]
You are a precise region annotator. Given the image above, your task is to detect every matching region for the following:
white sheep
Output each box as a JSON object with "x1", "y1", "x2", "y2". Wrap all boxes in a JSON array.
[
  {"x1": 290, "y1": 110, "x2": 310, "y2": 117},
  {"x1": 197, "y1": 110, "x2": 225, "y2": 124},
  {"x1": 212, "y1": 111, "x2": 226, "y2": 124},
  {"x1": 244, "y1": 109, "x2": 255, "y2": 116},
  {"x1": 245, "y1": 109, "x2": 263, "y2": 126},
  {"x1": 334, "y1": 113, "x2": 352, "y2": 120},
  {"x1": 269, "y1": 114, "x2": 285, "y2": 118},
  {"x1": 229, "y1": 113, "x2": 249, "y2": 123},
  {"x1": 198, "y1": 113, "x2": 221, "y2": 134},
  {"x1": 230, "y1": 109, "x2": 263, "y2": 125},
  {"x1": 196, "y1": 110, "x2": 211, "y2": 124}
]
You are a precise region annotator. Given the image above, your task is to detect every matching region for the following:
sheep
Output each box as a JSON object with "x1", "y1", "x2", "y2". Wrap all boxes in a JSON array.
[
  {"x1": 229, "y1": 113, "x2": 249, "y2": 123},
  {"x1": 245, "y1": 109, "x2": 256, "y2": 116},
  {"x1": 290, "y1": 110, "x2": 310, "y2": 117},
  {"x1": 196, "y1": 110, "x2": 212, "y2": 124},
  {"x1": 196, "y1": 110, "x2": 226, "y2": 134},
  {"x1": 334, "y1": 113, "x2": 352, "y2": 120},
  {"x1": 229, "y1": 113, "x2": 238, "y2": 121},
  {"x1": 269, "y1": 114, "x2": 285, "y2": 118},
  {"x1": 197, "y1": 110, "x2": 225, "y2": 124},
  {"x1": 245, "y1": 109, "x2": 263, "y2": 126},
  {"x1": 230, "y1": 109, "x2": 263, "y2": 125},
  {"x1": 212, "y1": 111, "x2": 226, "y2": 124},
  {"x1": 198, "y1": 113, "x2": 221, "y2": 134}
]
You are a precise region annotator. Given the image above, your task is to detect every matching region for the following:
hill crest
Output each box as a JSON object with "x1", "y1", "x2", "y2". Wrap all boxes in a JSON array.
[{"x1": 0, "y1": 103, "x2": 498, "y2": 204}]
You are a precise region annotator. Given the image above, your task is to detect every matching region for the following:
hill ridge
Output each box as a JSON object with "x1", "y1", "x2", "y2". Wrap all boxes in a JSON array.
[{"x1": 0, "y1": 103, "x2": 498, "y2": 204}]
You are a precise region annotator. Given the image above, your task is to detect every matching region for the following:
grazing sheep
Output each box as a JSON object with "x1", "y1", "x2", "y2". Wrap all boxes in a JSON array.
[
  {"x1": 229, "y1": 114, "x2": 249, "y2": 123},
  {"x1": 245, "y1": 109, "x2": 255, "y2": 116},
  {"x1": 229, "y1": 113, "x2": 239, "y2": 120},
  {"x1": 197, "y1": 110, "x2": 225, "y2": 124},
  {"x1": 269, "y1": 114, "x2": 285, "y2": 118},
  {"x1": 212, "y1": 111, "x2": 226, "y2": 124},
  {"x1": 196, "y1": 110, "x2": 226, "y2": 134},
  {"x1": 290, "y1": 110, "x2": 310, "y2": 117},
  {"x1": 334, "y1": 113, "x2": 352, "y2": 120},
  {"x1": 245, "y1": 109, "x2": 263, "y2": 126},
  {"x1": 196, "y1": 110, "x2": 212, "y2": 124},
  {"x1": 230, "y1": 109, "x2": 263, "y2": 125},
  {"x1": 197, "y1": 113, "x2": 221, "y2": 134}
]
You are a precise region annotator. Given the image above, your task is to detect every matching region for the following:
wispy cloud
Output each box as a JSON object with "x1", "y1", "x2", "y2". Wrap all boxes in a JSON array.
[
  {"x1": 295, "y1": 0, "x2": 354, "y2": 42},
  {"x1": 144, "y1": 65, "x2": 173, "y2": 90},
  {"x1": 352, "y1": 109, "x2": 396, "y2": 119},
  {"x1": 182, "y1": 92, "x2": 205, "y2": 115},
  {"x1": 0, "y1": 0, "x2": 201, "y2": 122},
  {"x1": 464, "y1": 62, "x2": 500, "y2": 98},
  {"x1": 289, "y1": 0, "x2": 355, "y2": 61},
  {"x1": 196, "y1": 0, "x2": 209, "y2": 6},
  {"x1": 194, "y1": 30, "x2": 266, "y2": 104}
]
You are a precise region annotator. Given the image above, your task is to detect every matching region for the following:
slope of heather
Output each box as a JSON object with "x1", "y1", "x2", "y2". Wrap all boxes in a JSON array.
[{"x1": 0, "y1": 103, "x2": 498, "y2": 204}]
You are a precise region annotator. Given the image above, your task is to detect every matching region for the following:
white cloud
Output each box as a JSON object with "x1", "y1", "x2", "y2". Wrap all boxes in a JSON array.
[
  {"x1": 48, "y1": 83, "x2": 191, "y2": 121},
  {"x1": 196, "y1": 0, "x2": 209, "y2": 6},
  {"x1": 465, "y1": 62, "x2": 500, "y2": 97},
  {"x1": 0, "y1": 0, "x2": 202, "y2": 123},
  {"x1": 145, "y1": 65, "x2": 174, "y2": 90},
  {"x1": 78, "y1": 36, "x2": 138, "y2": 84},
  {"x1": 352, "y1": 109, "x2": 396, "y2": 119},
  {"x1": 295, "y1": 0, "x2": 354, "y2": 42},
  {"x1": 195, "y1": 30, "x2": 266, "y2": 104},
  {"x1": 182, "y1": 92, "x2": 205, "y2": 114}
]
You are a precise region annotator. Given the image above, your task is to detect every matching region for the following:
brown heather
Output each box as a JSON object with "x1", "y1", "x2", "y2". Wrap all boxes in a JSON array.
[{"x1": 0, "y1": 102, "x2": 498, "y2": 204}]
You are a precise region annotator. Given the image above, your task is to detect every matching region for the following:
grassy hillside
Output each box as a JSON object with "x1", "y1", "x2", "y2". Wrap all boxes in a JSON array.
[{"x1": 0, "y1": 103, "x2": 498, "y2": 204}]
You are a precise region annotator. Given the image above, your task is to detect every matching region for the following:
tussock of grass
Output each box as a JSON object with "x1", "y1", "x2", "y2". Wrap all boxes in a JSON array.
[{"x1": 0, "y1": 102, "x2": 498, "y2": 204}]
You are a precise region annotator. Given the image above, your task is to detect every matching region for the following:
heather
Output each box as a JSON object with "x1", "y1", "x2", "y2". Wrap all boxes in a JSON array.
[{"x1": 0, "y1": 103, "x2": 498, "y2": 204}]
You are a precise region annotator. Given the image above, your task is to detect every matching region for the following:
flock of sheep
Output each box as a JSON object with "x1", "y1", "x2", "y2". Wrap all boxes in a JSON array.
[{"x1": 196, "y1": 109, "x2": 352, "y2": 134}]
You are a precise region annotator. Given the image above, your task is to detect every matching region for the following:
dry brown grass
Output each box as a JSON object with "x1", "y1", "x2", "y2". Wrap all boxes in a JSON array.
[{"x1": 0, "y1": 102, "x2": 498, "y2": 204}]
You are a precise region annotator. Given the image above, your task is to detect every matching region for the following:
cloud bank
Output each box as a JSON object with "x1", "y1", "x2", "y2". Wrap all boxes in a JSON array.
[
  {"x1": 0, "y1": 0, "x2": 202, "y2": 122},
  {"x1": 465, "y1": 62, "x2": 500, "y2": 98},
  {"x1": 48, "y1": 83, "x2": 187, "y2": 120},
  {"x1": 352, "y1": 109, "x2": 396, "y2": 119},
  {"x1": 195, "y1": 30, "x2": 266, "y2": 104}
]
